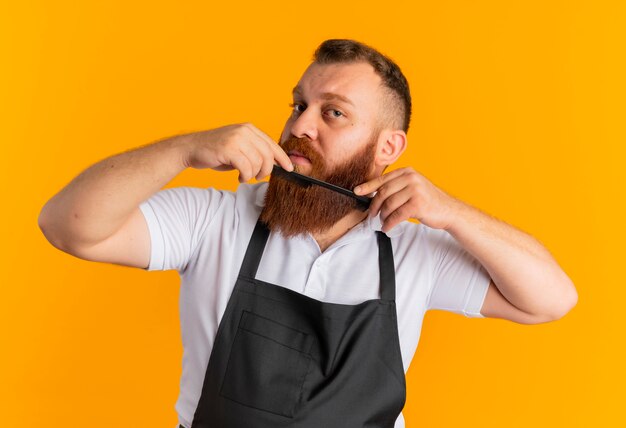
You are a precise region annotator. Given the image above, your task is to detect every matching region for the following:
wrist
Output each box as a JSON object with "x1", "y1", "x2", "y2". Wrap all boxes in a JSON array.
[
  {"x1": 162, "y1": 133, "x2": 194, "y2": 170},
  {"x1": 443, "y1": 197, "x2": 468, "y2": 234}
]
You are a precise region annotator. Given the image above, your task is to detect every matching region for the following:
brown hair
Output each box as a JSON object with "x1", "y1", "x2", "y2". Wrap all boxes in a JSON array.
[{"x1": 313, "y1": 39, "x2": 412, "y2": 133}]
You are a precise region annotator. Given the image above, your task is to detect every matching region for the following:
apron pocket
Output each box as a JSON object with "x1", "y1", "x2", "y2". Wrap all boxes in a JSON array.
[{"x1": 219, "y1": 310, "x2": 313, "y2": 418}]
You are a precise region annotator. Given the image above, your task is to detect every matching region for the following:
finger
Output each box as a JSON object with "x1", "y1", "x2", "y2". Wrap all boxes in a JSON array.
[
  {"x1": 239, "y1": 138, "x2": 271, "y2": 178},
  {"x1": 256, "y1": 150, "x2": 276, "y2": 180},
  {"x1": 242, "y1": 135, "x2": 276, "y2": 180},
  {"x1": 266, "y1": 139, "x2": 294, "y2": 171},
  {"x1": 354, "y1": 168, "x2": 407, "y2": 195},
  {"x1": 367, "y1": 176, "x2": 412, "y2": 218},
  {"x1": 381, "y1": 203, "x2": 412, "y2": 233},
  {"x1": 229, "y1": 152, "x2": 254, "y2": 183},
  {"x1": 244, "y1": 147, "x2": 265, "y2": 181},
  {"x1": 379, "y1": 188, "x2": 412, "y2": 223},
  {"x1": 381, "y1": 196, "x2": 412, "y2": 233},
  {"x1": 246, "y1": 124, "x2": 294, "y2": 171},
  {"x1": 244, "y1": 122, "x2": 274, "y2": 147}
]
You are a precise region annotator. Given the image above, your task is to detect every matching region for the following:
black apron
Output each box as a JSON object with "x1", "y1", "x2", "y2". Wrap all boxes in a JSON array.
[{"x1": 187, "y1": 218, "x2": 406, "y2": 428}]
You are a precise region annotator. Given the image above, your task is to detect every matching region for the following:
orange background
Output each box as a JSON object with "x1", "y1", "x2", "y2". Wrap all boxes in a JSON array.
[{"x1": 1, "y1": 1, "x2": 624, "y2": 426}]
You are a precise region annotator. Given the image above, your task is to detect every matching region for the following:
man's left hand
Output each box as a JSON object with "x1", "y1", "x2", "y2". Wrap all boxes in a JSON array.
[{"x1": 354, "y1": 167, "x2": 462, "y2": 233}]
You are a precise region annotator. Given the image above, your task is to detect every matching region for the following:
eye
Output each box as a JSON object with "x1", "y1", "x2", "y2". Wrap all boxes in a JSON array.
[
  {"x1": 289, "y1": 102, "x2": 305, "y2": 114},
  {"x1": 289, "y1": 102, "x2": 346, "y2": 120},
  {"x1": 327, "y1": 109, "x2": 344, "y2": 118}
]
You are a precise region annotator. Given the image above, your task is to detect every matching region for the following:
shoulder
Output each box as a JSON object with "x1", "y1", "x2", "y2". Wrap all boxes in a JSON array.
[
  {"x1": 385, "y1": 220, "x2": 426, "y2": 244},
  {"x1": 160, "y1": 182, "x2": 267, "y2": 216},
  {"x1": 141, "y1": 183, "x2": 267, "y2": 232},
  {"x1": 234, "y1": 181, "x2": 268, "y2": 208},
  {"x1": 139, "y1": 186, "x2": 234, "y2": 225},
  {"x1": 392, "y1": 221, "x2": 455, "y2": 245},
  {"x1": 387, "y1": 221, "x2": 456, "y2": 262},
  {"x1": 231, "y1": 181, "x2": 267, "y2": 221}
]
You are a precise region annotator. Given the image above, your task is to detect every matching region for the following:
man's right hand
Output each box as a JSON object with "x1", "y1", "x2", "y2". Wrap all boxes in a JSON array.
[{"x1": 181, "y1": 123, "x2": 294, "y2": 181}]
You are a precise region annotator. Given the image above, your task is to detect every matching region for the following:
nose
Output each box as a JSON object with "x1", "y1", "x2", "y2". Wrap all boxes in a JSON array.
[{"x1": 290, "y1": 106, "x2": 319, "y2": 142}]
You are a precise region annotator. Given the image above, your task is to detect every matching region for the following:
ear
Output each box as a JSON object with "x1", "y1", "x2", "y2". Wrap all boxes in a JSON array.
[{"x1": 375, "y1": 129, "x2": 407, "y2": 168}]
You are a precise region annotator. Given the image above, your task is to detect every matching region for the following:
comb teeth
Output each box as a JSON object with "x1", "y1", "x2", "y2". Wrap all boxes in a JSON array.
[
  {"x1": 271, "y1": 165, "x2": 371, "y2": 212},
  {"x1": 271, "y1": 165, "x2": 313, "y2": 187}
]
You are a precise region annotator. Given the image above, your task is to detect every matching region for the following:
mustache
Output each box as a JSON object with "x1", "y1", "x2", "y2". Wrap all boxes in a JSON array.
[{"x1": 279, "y1": 136, "x2": 323, "y2": 166}]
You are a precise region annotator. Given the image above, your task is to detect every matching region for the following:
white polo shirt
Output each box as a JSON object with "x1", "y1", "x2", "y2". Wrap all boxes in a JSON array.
[{"x1": 139, "y1": 182, "x2": 490, "y2": 428}]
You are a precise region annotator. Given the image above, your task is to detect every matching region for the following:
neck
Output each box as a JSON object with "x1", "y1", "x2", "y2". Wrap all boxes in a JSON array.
[{"x1": 311, "y1": 210, "x2": 369, "y2": 253}]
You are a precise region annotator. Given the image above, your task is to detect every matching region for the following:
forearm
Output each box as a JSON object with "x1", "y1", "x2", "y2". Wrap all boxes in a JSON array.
[
  {"x1": 39, "y1": 134, "x2": 190, "y2": 248},
  {"x1": 444, "y1": 199, "x2": 577, "y2": 317}
]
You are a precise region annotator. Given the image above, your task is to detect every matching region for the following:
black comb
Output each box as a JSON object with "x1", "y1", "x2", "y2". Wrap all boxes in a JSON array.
[{"x1": 271, "y1": 165, "x2": 372, "y2": 212}]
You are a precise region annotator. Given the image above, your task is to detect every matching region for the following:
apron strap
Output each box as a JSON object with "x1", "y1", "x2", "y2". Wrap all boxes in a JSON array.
[
  {"x1": 376, "y1": 231, "x2": 396, "y2": 301},
  {"x1": 238, "y1": 219, "x2": 271, "y2": 279}
]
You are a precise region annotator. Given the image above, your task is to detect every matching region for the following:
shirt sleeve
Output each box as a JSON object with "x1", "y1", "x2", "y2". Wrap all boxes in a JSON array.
[
  {"x1": 425, "y1": 226, "x2": 491, "y2": 318},
  {"x1": 138, "y1": 186, "x2": 227, "y2": 272}
]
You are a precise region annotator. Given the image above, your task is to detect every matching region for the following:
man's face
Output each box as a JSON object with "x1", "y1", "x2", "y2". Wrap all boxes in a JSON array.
[
  {"x1": 279, "y1": 61, "x2": 386, "y2": 176},
  {"x1": 260, "y1": 62, "x2": 385, "y2": 238}
]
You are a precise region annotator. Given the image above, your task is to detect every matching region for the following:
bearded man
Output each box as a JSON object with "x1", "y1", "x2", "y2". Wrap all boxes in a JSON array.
[{"x1": 39, "y1": 39, "x2": 577, "y2": 428}]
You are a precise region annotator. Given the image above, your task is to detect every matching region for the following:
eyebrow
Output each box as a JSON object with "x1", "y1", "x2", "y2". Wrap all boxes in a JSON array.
[{"x1": 292, "y1": 86, "x2": 355, "y2": 107}]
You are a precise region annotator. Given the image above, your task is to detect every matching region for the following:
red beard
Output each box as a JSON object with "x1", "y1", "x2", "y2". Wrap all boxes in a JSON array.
[{"x1": 260, "y1": 134, "x2": 377, "y2": 238}]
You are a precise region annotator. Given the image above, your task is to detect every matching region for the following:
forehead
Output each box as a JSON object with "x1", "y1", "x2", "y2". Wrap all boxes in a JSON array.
[{"x1": 293, "y1": 61, "x2": 383, "y2": 109}]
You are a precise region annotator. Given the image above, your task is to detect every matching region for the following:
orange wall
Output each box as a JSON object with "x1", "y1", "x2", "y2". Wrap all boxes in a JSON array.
[{"x1": 1, "y1": 1, "x2": 623, "y2": 426}]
